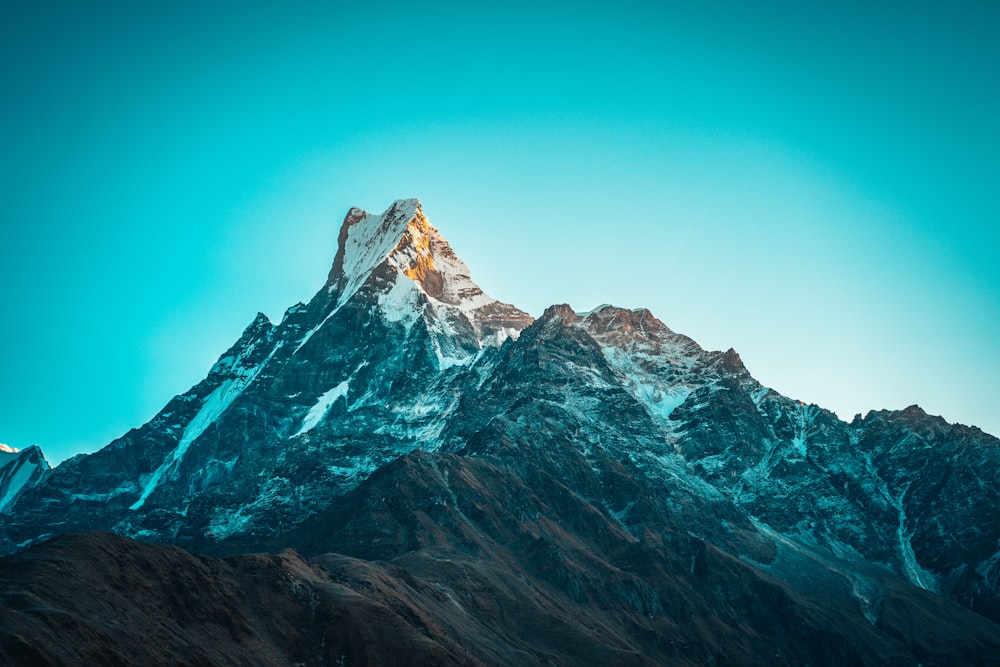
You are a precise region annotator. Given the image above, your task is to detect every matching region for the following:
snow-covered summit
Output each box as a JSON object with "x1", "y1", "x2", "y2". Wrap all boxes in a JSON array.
[
  {"x1": 0, "y1": 443, "x2": 18, "y2": 455},
  {"x1": 326, "y1": 198, "x2": 422, "y2": 302},
  {"x1": 327, "y1": 198, "x2": 488, "y2": 308}
]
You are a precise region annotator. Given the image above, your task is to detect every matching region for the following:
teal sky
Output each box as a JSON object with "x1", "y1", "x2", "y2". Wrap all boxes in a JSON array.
[{"x1": 2, "y1": 1, "x2": 998, "y2": 464}]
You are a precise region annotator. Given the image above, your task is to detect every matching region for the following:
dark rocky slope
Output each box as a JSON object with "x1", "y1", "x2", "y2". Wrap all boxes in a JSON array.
[
  {"x1": 4, "y1": 460, "x2": 1000, "y2": 667},
  {"x1": 0, "y1": 532, "x2": 475, "y2": 666}
]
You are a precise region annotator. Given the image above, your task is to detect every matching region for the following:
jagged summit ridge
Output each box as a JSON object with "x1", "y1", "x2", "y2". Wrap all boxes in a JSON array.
[
  {"x1": 326, "y1": 198, "x2": 490, "y2": 308},
  {"x1": 326, "y1": 198, "x2": 423, "y2": 302},
  {"x1": 320, "y1": 198, "x2": 532, "y2": 346}
]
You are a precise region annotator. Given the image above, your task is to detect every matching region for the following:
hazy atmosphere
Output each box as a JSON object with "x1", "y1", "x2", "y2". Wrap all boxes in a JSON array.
[{"x1": 2, "y1": 1, "x2": 998, "y2": 464}]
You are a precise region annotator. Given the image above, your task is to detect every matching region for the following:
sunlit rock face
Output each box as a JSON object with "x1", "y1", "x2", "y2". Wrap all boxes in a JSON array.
[{"x1": 3, "y1": 199, "x2": 1000, "y2": 664}]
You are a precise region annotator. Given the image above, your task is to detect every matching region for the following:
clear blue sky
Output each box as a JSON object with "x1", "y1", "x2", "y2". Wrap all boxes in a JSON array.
[{"x1": 2, "y1": 1, "x2": 998, "y2": 464}]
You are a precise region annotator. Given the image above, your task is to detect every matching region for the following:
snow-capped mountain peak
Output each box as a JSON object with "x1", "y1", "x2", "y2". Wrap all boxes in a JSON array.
[
  {"x1": 326, "y1": 198, "x2": 423, "y2": 303},
  {"x1": 328, "y1": 198, "x2": 492, "y2": 308},
  {"x1": 320, "y1": 199, "x2": 532, "y2": 345}
]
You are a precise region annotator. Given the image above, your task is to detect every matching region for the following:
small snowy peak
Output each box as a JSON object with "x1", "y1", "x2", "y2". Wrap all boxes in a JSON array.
[
  {"x1": 565, "y1": 305, "x2": 716, "y2": 427},
  {"x1": 524, "y1": 304, "x2": 585, "y2": 341},
  {"x1": 0, "y1": 443, "x2": 17, "y2": 454},
  {"x1": 327, "y1": 198, "x2": 424, "y2": 304},
  {"x1": 323, "y1": 199, "x2": 532, "y2": 344}
]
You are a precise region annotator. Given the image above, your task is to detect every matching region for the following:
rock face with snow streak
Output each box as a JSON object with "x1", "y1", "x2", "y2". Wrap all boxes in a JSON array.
[
  {"x1": 0, "y1": 445, "x2": 49, "y2": 516},
  {"x1": 3, "y1": 199, "x2": 1000, "y2": 664}
]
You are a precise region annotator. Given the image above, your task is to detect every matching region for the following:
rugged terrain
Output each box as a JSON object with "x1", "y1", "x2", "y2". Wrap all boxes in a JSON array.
[{"x1": 2, "y1": 199, "x2": 999, "y2": 664}]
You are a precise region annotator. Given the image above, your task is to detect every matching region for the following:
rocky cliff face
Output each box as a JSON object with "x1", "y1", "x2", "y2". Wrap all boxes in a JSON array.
[{"x1": 2, "y1": 199, "x2": 999, "y2": 664}]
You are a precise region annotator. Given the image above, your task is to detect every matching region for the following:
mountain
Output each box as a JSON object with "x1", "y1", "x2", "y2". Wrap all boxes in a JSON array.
[{"x1": 2, "y1": 199, "x2": 999, "y2": 664}]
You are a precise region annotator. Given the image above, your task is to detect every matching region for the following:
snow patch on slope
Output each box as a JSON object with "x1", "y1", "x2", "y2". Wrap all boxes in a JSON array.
[
  {"x1": 893, "y1": 483, "x2": 938, "y2": 592},
  {"x1": 863, "y1": 452, "x2": 939, "y2": 592},
  {"x1": 294, "y1": 380, "x2": 350, "y2": 437},
  {"x1": 791, "y1": 404, "x2": 817, "y2": 457},
  {"x1": 131, "y1": 381, "x2": 242, "y2": 511},
  {"x1": 293, "y1": 305, "x2": 342, "y2": 354},
  {"x1": 0, "y1": 457, "x2": 41, "y2": 513},
  {"x1": 601, "y1": 346, "x2": 691, "y2": 422},
  {"x1": 378, "y1": 273, "x2": 422, "y2": 327},
  {"x1": 335, "y1": 198, "x2": 421, "y2": 306}
]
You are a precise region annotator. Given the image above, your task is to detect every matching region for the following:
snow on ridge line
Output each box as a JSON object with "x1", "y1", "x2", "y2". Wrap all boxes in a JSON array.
[
  {"x1": 383, "y1": 210, "x2": 499, "y2": 315},
  {"x1": 0, "y1": 443, "x2": 18, "y2": 454},
  {"x1": 295, "y1": 202, "x2": 427, "y2": 354},
  {"x1": 337, "y1": 198, "x2": 510, "y2": 319},
  {"x1": 334, "y1": 199, "x2": 423, "y2": 306},
  {"x1": 575, "y1": 304, "x2": 613, "y2": 317},
  {"x1": 129, "y1": 380, "x2": 242, "y2": 511},
  {"x1": 0, "y1": 457, "x2": 41, "y2": 513},
  {"x1": 293, "y1": 301, "x2": 344, "y2": 354},
  {"x1": 130, "y1": 345, "x2": 280, "y2": 511}
]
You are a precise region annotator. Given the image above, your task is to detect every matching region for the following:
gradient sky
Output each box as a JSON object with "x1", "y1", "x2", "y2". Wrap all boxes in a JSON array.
[{"x1": 2, "y1": 1, "x2": 998, "y2": 465}]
